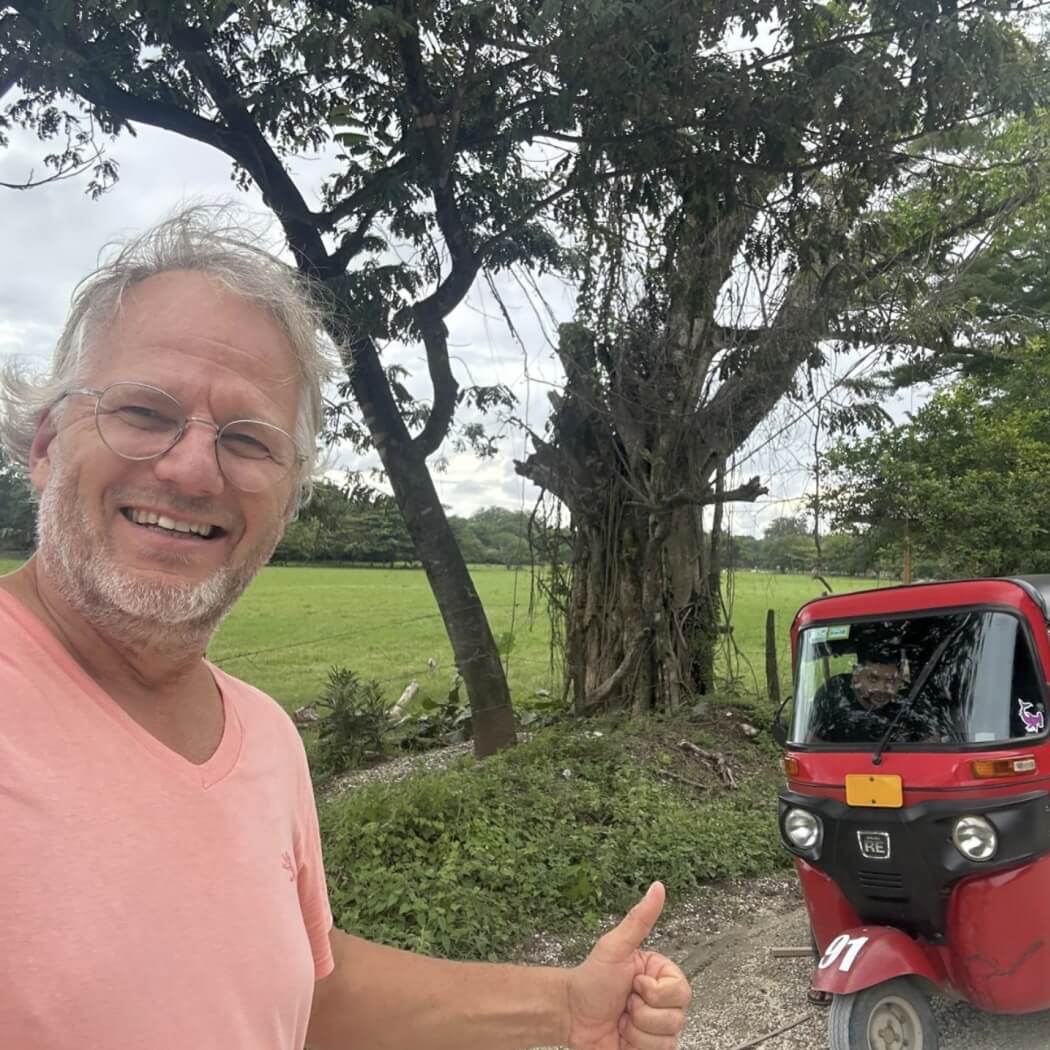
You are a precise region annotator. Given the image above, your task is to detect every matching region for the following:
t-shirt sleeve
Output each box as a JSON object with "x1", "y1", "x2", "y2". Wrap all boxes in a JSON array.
[{"x1": 293, "y1": 751, "x2": 335, "y2": 981}]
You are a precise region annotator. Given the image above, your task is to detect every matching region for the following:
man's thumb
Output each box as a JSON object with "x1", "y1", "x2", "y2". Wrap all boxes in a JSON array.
[{"x1": 607, "y1": 882, "x2": 665, "y2": 952}]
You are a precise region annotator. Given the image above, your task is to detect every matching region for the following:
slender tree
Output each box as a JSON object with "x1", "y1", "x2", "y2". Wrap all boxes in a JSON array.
[{"x1": 1, "y1": 0, "x2": 588, "y2": 754}]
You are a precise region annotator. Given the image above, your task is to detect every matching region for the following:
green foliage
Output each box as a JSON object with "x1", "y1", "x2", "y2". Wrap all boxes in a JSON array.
[
  {"x1": 311, "y1": 667, "x2": 391, "y2": 777},
  {"x1": 319, "y1": 723, "x2": 787, "y2": 959},
  {"x1": 825, "y1": 342, "x2": 1050, "y2": 576},
  {"x1": 0, "y1": 450, "x2": 36, "y2": 552},
  {"x1": 273, "y1": 487, "x2": 537, "y2": 568},
  {"x1": 275, "y1": 481, "x2": 415, "y2": 565},
  {"x1": 396, "y1": 673, "x2": 474, "y2": 751},
  {"x1": 724, "y1": 522, "x2": 883, "y2": 578}
]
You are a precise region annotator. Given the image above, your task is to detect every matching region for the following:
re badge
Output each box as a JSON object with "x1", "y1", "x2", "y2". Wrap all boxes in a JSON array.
[{"x1": 857, "y1": 830, "x2": 891, "y2": 860}]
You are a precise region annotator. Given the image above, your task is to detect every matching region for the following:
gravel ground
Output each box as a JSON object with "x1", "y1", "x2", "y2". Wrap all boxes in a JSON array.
[
  {"x1": 319, "y1": 741, "x2": 475, "y2": 800},
  {"x1": 517, "y1": 874, "x2": 1050, "y2": 1050},
  {"x1": 326, "y1": 745, "x2": 1050, "y2": 1048},
  {"x1": 512, "y1": 873, "x2": 1050, "y2": 1050}
]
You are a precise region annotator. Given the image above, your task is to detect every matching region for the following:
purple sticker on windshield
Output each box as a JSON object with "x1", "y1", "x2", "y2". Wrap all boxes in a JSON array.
[{"x1": 1019, "y1": 699, "x2": 1045, "y2": 734}]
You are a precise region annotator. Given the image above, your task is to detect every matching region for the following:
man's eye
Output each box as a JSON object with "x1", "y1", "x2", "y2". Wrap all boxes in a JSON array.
[
  {"x1": 114, "y1": 405, "x2": 177, "y2": 430},
  {"x1": 221, "y1": 431, "x2": 272, "y2": 459}
]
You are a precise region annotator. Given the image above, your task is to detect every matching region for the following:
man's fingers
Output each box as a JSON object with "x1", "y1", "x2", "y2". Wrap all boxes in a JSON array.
[
  {"x1": 602, "y1": 882, "x2": 665, "y2": 955},
  {"x1": 627, "y1": 993, "x2": 686, "y2": 1036},
  {"x1": 633, "y1": 969, "x2": 692, "y2": 1009},
  {"x1": 619, "y1": 1018, "x2": 681, "y2": 1050}
]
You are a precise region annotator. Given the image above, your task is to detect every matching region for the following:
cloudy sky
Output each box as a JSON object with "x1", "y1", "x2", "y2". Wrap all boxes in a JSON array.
[{"x1": 0, "y1": 117, "x2": 822, "y2": 535}]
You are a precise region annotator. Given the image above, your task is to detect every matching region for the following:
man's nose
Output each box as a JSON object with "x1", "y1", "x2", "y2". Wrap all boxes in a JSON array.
[{"x1": 150, "y1": 419, "x2": 225, "y2": 495}]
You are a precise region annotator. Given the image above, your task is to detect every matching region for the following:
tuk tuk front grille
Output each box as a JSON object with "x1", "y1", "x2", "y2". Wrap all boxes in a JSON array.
[{"x1": 857, "y1": 870, "x2": 907, "y2": 897}]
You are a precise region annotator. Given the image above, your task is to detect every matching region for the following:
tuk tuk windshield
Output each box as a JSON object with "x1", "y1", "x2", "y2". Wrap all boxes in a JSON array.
[{"x1": 791, "y1": 610, "x2": 1047, "y2": 747}]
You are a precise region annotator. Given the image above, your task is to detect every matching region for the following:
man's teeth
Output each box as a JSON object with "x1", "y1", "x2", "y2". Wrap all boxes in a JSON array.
[{"x1": 127, "y1": 508, "x2": 215, "y2": 538}]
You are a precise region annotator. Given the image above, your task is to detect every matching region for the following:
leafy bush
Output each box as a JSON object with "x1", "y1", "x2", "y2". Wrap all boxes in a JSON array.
[
  {"x1": 318, "y1": 721, "x2": 788, "y2": 960},
  {"x1": 311, "y1": 667, "x2": 391, "y2": 777},
  {"x1": 395, "y1": 672, "x2": 473, "y2": 751}
]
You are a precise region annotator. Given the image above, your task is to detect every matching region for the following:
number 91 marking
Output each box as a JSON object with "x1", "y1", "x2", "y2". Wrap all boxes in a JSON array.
[{"x1": 818, "y1": 934, "x2": 870, "y2": 972}]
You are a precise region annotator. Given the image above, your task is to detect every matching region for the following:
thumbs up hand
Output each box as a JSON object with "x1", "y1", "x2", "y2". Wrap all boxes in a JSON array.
[{"x1": 565, "y1": 883, "x2": 692, "y2": 1050}]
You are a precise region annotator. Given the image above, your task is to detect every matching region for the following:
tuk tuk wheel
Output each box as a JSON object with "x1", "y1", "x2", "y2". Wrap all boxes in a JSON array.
[{"x1": 828, "y1": 977, "x2": 938, "y2": 1050}]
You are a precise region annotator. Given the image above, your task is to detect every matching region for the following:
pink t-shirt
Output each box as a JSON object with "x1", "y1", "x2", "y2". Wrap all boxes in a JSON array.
[{"x1": 0, "y1": 590, "x2": 335, "y2": 1049}]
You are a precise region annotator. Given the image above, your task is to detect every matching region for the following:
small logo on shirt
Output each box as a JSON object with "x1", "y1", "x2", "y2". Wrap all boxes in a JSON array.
[{"x1": 281, "y1": 851, "x2": 297, "y2": 882}]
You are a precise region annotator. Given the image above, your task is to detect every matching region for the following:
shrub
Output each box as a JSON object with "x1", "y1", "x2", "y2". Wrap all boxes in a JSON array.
[
  {"x1": 311, "y1": 667, "x2": 391, "y2": 777},
  {"x1": 318, "y1": 721, "x2": 788, "y2": 959}
]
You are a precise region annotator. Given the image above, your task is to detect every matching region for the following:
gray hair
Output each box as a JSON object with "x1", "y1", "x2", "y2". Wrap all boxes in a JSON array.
[{"x1": 0, "y1": 205, "x2": 337, "y2": 508}]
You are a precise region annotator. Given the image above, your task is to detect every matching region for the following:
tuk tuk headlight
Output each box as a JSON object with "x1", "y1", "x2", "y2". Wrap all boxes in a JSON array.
[
  {"x1": 952, "y1": 815, "x2": 998, "y2": 862},
  {"x1": 783, "y1": 808, "x2": 822, "y2": 853}
]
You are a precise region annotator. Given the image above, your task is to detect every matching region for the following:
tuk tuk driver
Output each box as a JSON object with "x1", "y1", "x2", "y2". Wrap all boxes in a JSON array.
[
  {"x1": 807, "y1": 636, "x2": 911, "y2": 741},
  {"x1": 851, "y1": 651, "x2": 910, "y2": 711}
]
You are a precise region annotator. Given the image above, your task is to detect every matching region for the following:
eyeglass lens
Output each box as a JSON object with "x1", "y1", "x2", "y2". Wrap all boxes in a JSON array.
[{"x1": 94, "y1": 382, "x2": 296, "y2": 492}]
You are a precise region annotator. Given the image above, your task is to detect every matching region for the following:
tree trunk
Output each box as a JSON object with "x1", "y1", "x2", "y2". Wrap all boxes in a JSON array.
[
  {"x1": 382, "y1": 440, "x2": 517, "y2": 757},
  {"x1": 337, "y1": 330, "x2": 516, "y2": 757},
  {"x1": 563, "y1": 494, "x2": 712, "y2": 714}
]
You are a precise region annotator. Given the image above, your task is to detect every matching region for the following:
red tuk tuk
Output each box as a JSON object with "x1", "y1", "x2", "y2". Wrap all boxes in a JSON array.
[{"x1": 774, "y1": 577, "x2": 1050, "y2": 1050}]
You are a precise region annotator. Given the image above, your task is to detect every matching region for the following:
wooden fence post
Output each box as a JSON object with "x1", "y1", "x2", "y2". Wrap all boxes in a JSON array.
[{"x1": 765, "y1": 609, "x2": 781, "y2": 708}]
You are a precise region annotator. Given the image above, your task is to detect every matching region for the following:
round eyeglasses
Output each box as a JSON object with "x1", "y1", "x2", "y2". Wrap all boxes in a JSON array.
[{"x1": 63, "y1": 381, "x2": 303, "y2": 493}]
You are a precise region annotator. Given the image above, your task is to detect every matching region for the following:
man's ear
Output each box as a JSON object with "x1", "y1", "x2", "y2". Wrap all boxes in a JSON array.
[{"x1": 28, "y1": 409, "x2": 59, "y2": 493}]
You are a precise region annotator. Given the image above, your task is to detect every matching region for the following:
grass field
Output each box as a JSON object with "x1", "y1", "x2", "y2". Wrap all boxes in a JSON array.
[{"x1": 0, "y1": 557, "x2": 888, "y2": 712}]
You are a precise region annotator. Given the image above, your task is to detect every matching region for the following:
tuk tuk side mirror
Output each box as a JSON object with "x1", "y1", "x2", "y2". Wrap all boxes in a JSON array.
[
  {"x1": 771, "y1": 718, "x2": 788, "y2": 747},
  {"x1": 771, "y1": 691, "x2": 791, "y2": 747}
]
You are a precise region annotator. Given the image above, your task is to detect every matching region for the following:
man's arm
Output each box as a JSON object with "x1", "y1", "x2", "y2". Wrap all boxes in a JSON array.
[
  {"x1": 306, "y1": 882, "x2": 690, "y2": 1050},
  {"x1": 306, "y1": 929, "x2": 570, "y2": 1050}
]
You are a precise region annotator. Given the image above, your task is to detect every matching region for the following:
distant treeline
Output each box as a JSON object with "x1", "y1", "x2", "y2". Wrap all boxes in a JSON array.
[
  {"x1": 728, "y1": 516, "x2": 908, "y2": 578},
  {"x1": 0, "y1": 451, "x2": 905, "y2": 578},
  {"x1": 274, "y1": 481, "x2": 548, "y2": 567}
]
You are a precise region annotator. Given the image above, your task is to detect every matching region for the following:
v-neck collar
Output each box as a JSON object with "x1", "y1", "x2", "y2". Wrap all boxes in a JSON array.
[{"x1": 0, "y1": 589, "x2": 243, "y2": 790}]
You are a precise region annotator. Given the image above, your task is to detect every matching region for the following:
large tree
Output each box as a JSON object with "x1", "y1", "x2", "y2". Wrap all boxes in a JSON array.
[{"x1": 515, "y1": 3, "x2": 1050, "y2": 712}]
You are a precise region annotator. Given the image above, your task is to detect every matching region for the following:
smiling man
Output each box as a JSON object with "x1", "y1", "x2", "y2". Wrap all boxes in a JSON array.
[{"x1": 0, "y1": 210, "x2": 691, "y2": 1050}]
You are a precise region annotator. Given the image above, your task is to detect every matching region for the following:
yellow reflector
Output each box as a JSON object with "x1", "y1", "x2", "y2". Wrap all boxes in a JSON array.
[
  {"x1": 783, "y1": 757, "x2": 800, "y2": 777},
  {"x1": 845, "y1": 773, "x2": 904, "y2": 808},
  {"x1": 972, "y1": 755, "x2": 1037, "y2": 779}
]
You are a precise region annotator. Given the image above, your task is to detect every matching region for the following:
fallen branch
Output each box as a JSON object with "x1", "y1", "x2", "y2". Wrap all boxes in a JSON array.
[
  {"x1": 390, "y1": 680, "x2": 419, "y2": 720},
  {"x1": 677, "y1": 739, "x2": 737, "y2": 787},
  {"x1": 770, "y1": 946, "x2": 817, "y2": 958},
  {"x1": 292, "y1": 702, "x2": 322, "y2": 727},
  {"x1": 728, "y1": 1012, "x2": 817, "y2": 1050}
]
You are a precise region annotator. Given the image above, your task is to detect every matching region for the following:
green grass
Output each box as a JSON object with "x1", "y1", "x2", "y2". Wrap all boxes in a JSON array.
[
  {"x1": 0, "y1": 557, "x2": 893, "y2": 712},
  {"x1": 724, "y1": 570, "x2": 892, "y2": 699},
  {"x1": 207, "y1": 564, "x2": 551, "y2": 711}
]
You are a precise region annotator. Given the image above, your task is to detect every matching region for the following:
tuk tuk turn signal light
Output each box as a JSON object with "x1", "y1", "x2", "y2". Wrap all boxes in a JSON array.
[
  {"x1": 782, "y1": 757, "x2": 800, "y2": 777},
  {"x1": 971, "y1": 755, "x2": 1037, "y2": 779}
]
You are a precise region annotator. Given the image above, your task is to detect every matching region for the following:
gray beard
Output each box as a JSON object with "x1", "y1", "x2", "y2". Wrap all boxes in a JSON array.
[{"x1": 35, "y1": 460, "x2": 280, "y2": 652}]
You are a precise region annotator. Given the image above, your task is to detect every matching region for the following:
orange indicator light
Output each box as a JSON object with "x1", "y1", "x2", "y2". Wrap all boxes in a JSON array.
[
  {"x1": 783, "y1": 757, "x2": 800, "y2": 777},
  {"x1": 971, "y1": 755, "x2": 1037, "y2": 779}
]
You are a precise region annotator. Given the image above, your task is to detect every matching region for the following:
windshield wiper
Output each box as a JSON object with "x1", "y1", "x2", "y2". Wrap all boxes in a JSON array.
[{"x1": 871, "y1": 617, "x2": 972, "y2": 766}]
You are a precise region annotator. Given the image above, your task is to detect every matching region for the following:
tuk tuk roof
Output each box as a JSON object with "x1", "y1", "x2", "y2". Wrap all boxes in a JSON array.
[{"x1": 792, "y1": 576, "x2": 1050, "y2": 630}]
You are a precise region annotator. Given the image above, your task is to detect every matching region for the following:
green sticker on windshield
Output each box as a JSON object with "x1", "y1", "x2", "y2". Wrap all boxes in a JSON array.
[{"x1": 826, "y1": 624, "x2": 851, "y2": 640}]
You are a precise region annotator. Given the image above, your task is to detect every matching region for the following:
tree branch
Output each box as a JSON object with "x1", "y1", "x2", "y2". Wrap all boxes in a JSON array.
[
  {"x1": 412, "y1": 308, "x2": 459, "y2": 458},
  {"x1": 160, "y1": 20, "x2": 332, "y2": 274},
  {"x1": 583, "y1": 626, "x2": 651, "y2": 710},
  {"x1": 648, "y1": 476, "x2": 768, "y2": 512},
  {"x1": 329, "y1": 205, "x2": 382, "y2": 272}
]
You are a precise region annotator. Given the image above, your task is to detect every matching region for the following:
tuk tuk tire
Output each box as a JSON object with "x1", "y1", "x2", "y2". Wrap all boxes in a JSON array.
[{"x1": 828, "y1": 977, "x2": 939, "y2": 1050}]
